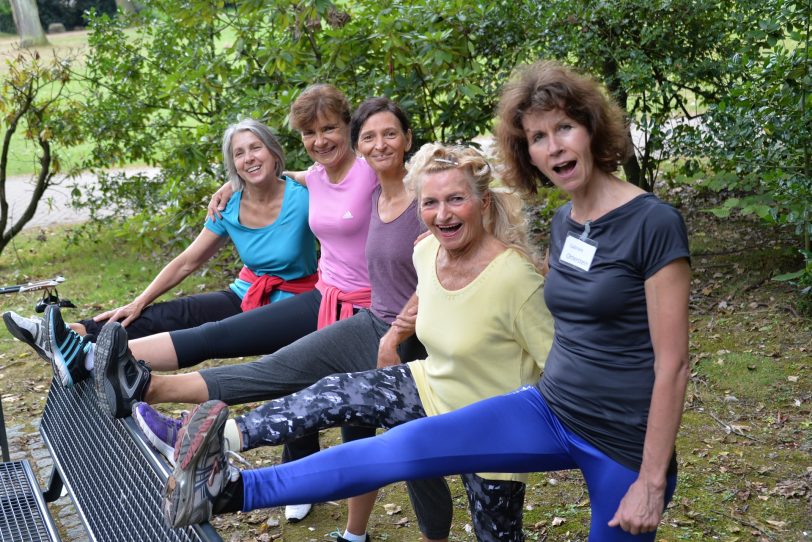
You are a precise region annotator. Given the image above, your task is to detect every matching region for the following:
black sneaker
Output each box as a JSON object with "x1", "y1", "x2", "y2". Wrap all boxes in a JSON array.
[
  {"x1": 94, "y1": 322, "x2": 151, "y2": 418},
  {"x1": 3, "y1": 311, "x2": 50, "y2": 362},
  {"x1": 335, "y1": 534, "x2": 371, "y2": 542},
  {"x1": 44, "y1": 305, "x2": 91, "y2": 387}
]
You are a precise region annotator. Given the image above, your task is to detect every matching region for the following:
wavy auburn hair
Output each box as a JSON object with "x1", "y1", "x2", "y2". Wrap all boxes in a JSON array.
[{"x1": 495, "y1": 60, "x2": 631, "y2": 194}]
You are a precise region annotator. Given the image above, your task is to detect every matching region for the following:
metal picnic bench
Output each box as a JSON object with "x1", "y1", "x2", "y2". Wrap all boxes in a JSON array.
[{"x1": 0, "y1": 376, "x2": 223, "y2": 542}]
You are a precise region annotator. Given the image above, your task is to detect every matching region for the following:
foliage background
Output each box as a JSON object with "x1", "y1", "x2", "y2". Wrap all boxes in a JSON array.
[
  {"x1": 0, "y1": 0, "x2": 15, "y2": 34},
  {"x1": 0, "y1": 1, "x2": 810, "y2": 540},
  {"x1": 69, "y1": 1, "x2": 810, "y2": 251}
]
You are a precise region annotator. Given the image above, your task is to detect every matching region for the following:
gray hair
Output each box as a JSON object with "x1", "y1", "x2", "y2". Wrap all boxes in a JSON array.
[{"x1": 222, "y1": 119, "x2": 286, "y2": 191}]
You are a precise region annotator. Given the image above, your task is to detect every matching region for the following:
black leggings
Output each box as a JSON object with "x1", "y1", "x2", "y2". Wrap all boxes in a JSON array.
[
  {"x1": 167, "y1": 289, "x2": 367, "y2": 479},
  {"x1": 79, "y1": 290, "x2": 242, "y2": 342},
  {"x1": 169, "y1": 289, "x2": 322, "y2": 368}
]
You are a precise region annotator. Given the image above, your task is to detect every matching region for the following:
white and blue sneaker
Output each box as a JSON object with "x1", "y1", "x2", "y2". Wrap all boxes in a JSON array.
[
  {"x1": 44, "y1": 305, "x2": 91, "y2": 387},
  {"x1": 3, "y1": 311, "x2": 50, "y2": 362}
]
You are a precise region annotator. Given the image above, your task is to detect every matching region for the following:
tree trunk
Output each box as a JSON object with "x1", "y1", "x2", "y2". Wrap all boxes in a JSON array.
[
  {"x1": 9, "y1": 0, "x2": 48, "y2": 48},
  {"x1": 115, "y1": 0, "x2": 139, "y2": 14},
  {"x1": 622, "y1": 151, "x2": 645, "y2": 191},
  {"x1": 601, "y1": 55, "x2": 645, "y2": 189}
]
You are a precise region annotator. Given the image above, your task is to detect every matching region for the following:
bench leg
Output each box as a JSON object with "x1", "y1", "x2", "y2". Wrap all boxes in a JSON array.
[
  {"x1": 0, "y1": 398, "x2": 10, "y2": 462},
  {"x1": 43, "y1": 466, "x2": 64, "y2": 502}
]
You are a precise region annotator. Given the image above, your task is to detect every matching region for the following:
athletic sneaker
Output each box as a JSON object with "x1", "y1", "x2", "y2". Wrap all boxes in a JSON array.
[
  {"x1": 133, "y1": 402, "x2": 187, "y2": 465},
  {"x1": 285, "y1": 503, "x2": 312, "y2": 523},
  {"x1": 3, "y1": 311, "x2": 50, "y2": 362},
  {"x1": 163, "y1": 400, "x2": 239, "y2": 528},
  {"x1": 44, "y1": 305, "x2": 91, "y2": 387},
  {"x1": 333, "y1": 534, "x2": 371, "y2": 542},
  {"x1": 94, "y1": 322, "x2": 151, "y2": 418}
]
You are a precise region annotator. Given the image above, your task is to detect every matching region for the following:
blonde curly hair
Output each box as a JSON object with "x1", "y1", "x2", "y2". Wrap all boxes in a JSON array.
[{"x1": 405, "y1": 142, "x2": 539, "y2": 270}]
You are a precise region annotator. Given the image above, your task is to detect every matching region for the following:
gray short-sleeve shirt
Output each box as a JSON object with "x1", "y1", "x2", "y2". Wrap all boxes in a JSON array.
[{"x1": 538, "y1": 193, "x2": 689, "y2": 473}]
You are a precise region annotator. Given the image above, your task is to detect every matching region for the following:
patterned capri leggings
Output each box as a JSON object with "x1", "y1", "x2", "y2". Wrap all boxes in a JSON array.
[{"x1": 236, "y1": 364, "x2": 526, "y2": 542}]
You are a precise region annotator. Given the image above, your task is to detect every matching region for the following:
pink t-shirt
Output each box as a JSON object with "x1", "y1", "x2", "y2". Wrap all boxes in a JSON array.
[{"x1": 306, "y1": 156, "x2": 378, "y2": 293}]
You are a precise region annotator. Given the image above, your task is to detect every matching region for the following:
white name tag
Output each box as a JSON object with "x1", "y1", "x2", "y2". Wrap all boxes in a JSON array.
[{"x1": 560, "y1": 233, "x2": 597, "y2": 272}]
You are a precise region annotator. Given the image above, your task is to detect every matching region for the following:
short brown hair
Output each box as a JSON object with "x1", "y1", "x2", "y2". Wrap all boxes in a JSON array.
[
  {"x1": 289, "y1": 84, "x2": 351, "y2": 132},
  {"x1": 495, "y1": 60, "x2": 631, "y2": 194}
]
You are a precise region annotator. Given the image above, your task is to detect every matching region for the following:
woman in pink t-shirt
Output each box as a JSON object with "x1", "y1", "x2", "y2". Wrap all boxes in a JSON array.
[
  {"x1": 91, "y1": 84, "x2": 377, "y2": 407},
  {"x1": 42, "y1": 84, "x2": 379, "y2": 523}
]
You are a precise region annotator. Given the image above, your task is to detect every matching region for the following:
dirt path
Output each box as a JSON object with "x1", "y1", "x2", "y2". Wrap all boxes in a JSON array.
[{"x1": 6, "y1": 168, "x2": 159, "y2": 231}]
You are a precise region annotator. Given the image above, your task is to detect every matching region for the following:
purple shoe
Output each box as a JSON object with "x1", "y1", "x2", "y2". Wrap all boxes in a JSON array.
[{"x1": 132, "y1": 402, "x2": 186, "y2": 464}]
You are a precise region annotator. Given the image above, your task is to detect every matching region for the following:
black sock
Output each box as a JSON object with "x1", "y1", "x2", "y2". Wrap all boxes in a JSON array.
[{"x1": 213, "y1": 474, "x2": 244, "y2": 515}]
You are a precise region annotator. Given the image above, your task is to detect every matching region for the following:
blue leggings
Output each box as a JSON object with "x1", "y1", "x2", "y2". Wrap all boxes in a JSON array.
[{"x1": 241, "y1": 386, "x2": 677, "y2": 542}]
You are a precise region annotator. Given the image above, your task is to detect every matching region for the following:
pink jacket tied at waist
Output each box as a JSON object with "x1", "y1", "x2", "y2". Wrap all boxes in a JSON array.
[
  {"x1": 316, "y1": 277, "x2": 371, "y2": 330},
  {"x1": 239, "y1": 266, "x2": 318, "y2": 312}
]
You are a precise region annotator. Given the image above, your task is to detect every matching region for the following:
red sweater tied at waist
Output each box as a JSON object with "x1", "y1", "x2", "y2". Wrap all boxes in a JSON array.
[
  {"x1": 316, "y1": 277, "x2": 371, "y2": 330},
  {"x1": 239, "y1": 266, "x2": 318, "y2": 312}
]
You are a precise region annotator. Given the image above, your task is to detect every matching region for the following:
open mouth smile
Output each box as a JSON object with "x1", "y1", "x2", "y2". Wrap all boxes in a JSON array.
[
  {"x1": 552, "y1": 160, "x2": 577, "y2": 175},
  {"x1": 436, "y1": 223, "x2": 462, "y2": 235}
]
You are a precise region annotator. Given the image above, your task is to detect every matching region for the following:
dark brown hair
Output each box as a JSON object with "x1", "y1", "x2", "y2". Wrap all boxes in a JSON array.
[
  {"x1": 350, "y1": 97, "x2": 411, "y2": 150},
  {"x1": 495, "y1": 60, "x2": 631, "y2": 194}
]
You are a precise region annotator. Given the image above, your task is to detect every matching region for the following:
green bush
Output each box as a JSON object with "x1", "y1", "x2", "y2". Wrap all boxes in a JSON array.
[
  {"x1": 73, "y1": 0, "x2": 541, "y2": 251},
  {"x1": 773, "y1": 250, "x2": 812, "y2": 316},
  {"x1": 689, "y1": 0, "x2": 810, "y2": 298}
]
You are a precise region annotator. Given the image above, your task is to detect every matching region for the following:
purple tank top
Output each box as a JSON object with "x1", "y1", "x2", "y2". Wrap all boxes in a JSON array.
[{"x1": 366, "y1": 186, "x2": 426, "y2": 323}]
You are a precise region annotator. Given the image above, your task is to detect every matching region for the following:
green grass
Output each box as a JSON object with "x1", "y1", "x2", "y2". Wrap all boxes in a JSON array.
[
  {"x1": 1, "y1": 31, "x2": 97, "y2": 177},
  {"x1": 0, "y1": 30, "x2": 91, "y2": 63},
  {"x1": 0, "y1": 224, "x2": 216, "y2": 312},
  {"x1": 693, "y1": 351, "x2": 795, "y2": 404}
]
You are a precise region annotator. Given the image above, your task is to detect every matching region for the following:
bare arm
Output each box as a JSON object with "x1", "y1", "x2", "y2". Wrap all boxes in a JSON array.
[
  {"x1": 93, "y1": 229, "x2": 228, "y2": 327},
  {"x1": 608, "y1": 258, "x2": 691, "y2": 535},
  {"x1": 377, "y1": 293, "x2": 418, "y2": 368},
  {"x1": 283, "y1": 170, "x2": 307, "y2": 186},
  {"x1": 207, "y1": 182, "x2": 235, "y2": 221}
]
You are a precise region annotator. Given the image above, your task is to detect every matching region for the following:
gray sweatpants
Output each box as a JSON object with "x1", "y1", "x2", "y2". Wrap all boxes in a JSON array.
[{"x1": 199, "y1": 310, "x2": 454, "y2": 539}]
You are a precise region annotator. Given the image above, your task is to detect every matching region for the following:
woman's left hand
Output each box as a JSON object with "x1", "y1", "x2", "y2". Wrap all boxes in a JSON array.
[
  {"x1": 607, "y1": 476, "x2": 665, "y2": 535},
  {"x1": 377, "y1": 336, "x2": 401, "y2": 368},
  {"x1": 608, "y1": 257, "x2": 690, "y2": 535}
]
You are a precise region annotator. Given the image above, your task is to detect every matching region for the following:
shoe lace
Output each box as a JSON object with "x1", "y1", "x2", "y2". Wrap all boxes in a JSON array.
[{"x1": 224, "y1": 450, "x2": 252, "y2": 478}]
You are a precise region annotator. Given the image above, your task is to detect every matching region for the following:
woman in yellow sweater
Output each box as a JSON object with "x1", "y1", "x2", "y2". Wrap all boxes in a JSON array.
[{"x1": 162, "y1": 142, "x2": 553, "y2": 541}]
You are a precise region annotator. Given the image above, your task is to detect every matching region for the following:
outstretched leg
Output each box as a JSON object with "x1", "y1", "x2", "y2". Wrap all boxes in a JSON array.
[
  {"x1": 236, "y1": 364, "x2": 424, "y2": 449},
  {"x1": 239, "y1": 386, "x2": 577, "y2": 511}
]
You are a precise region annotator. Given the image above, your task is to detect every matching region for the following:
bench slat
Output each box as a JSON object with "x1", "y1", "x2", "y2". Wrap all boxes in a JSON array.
[
  {"x1": 0, "y1": 459, "x2": 60, "y2": 542},
  {"x1": 40, "y1": 378, "x2": 221, "y2": 542}
]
